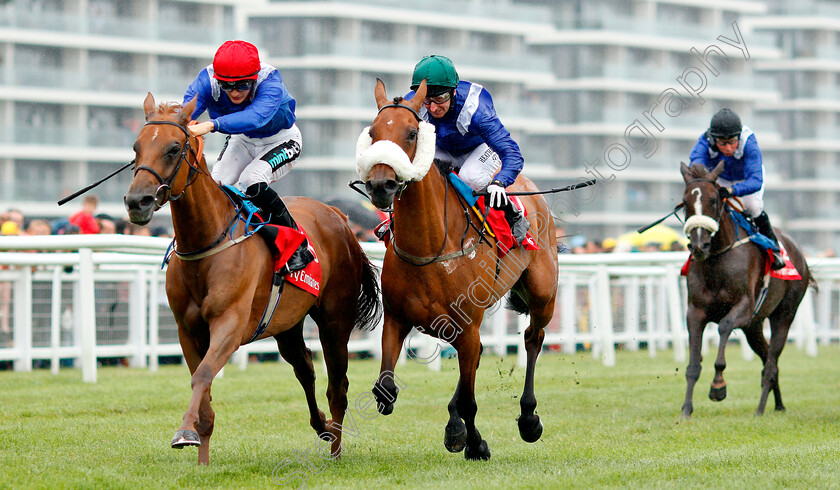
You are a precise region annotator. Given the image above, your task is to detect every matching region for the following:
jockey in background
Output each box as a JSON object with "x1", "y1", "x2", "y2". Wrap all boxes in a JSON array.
[
  {"x1": 405, "y1": 55, "x2": 530, "y2": 244},
  {"x1": 689, "y1": 108, "x2": 785, "y2": 270},
  {"x1": 183, "y1": 40, "x2": 303, "y2": 232}
]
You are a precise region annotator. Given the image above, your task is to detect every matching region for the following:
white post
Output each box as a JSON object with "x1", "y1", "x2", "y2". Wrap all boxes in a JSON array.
[
  {"x1": 14, "y1": 267, "x2": 33, "y2": 372},
  {"x1": 78, "y1": 248, "x2": 97, "y2": 383},
  {"x1": 625, "y1": 276, "x2": 640, "y2": 351},
  {"x1": 798, "y1": 289, "x2": 818, "y2": 357},
  {"x1": 645, "y1": 276, "x2": 657, "y2": 357},
  {"x1": 148, "y1": 267, "x2": 160, "y2": 373},
  {"x1": 666, "y1": 266, "x2": 686, "y2": 363},
  {"x1": 596, "y1": 265, "x2": 615, "y2": 367},
  {"x1": 128, "y1": 269, "x2": 147, "y2": 368},
  {"x1": 561, "y1": 274, "x2": 577, "y2": 355},
  {"x1": 50, "y1": 266, "x2": 62, "y2": 375},
  {"x1": 517, "y1": 313, "x2": 529, "y2": 368}
]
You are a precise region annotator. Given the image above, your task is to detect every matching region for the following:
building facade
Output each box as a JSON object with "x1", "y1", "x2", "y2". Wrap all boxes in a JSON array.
[{"x1": 3, "y1": 0, "x2": 840, "y2": 254}]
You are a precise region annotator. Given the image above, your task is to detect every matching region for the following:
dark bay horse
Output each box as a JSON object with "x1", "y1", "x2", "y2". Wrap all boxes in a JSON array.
[
  {"x1": 679, "y1": 162, "x2": 813, "y2": 418},
  {"x1": 124, "y1": 93, "x2": 381, "y2": 464},
  {"x1": 359, "y1": 80, "x2": 558, "y2": 460}
]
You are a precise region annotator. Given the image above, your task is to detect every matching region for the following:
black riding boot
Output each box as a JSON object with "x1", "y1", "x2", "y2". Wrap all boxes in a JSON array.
[
  {"x1": 246, "y1": 183, "x2": 313, "y2": 272},
  {"x1": 246, "y1": 183, "x2": 297, "y2": 229},
  {"x1": 500, "y1": 201, "x2": 530, "y2": 245},
  {"x1": 754, "y1": 211, "x2": 785, "y2": 270}
]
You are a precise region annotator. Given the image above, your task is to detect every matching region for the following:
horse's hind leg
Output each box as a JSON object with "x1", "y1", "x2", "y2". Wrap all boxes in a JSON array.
[
  {"x1": 761, "y1": 306, "x2": 798, "y2": 414},
  {"x1": 741, "y1": 320, "x2": 776, "y2": 415},
  {"x1": 453, "y1": 329, "x2": 490, "y2": 461},
  {"x1": 274, "y1": 321, "x2": 329, "y2": 438},
  {"x1": 444, "y1": 383, "x2": 467, "y2": 453},
  {"x1": 517, "y1": 295, "x2": 552, "y2": 443}
]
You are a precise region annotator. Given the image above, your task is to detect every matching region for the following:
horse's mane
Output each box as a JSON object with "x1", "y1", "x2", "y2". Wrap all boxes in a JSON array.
[{"x1": 685, "y1": 164, "x2": 711, "y2": 180}]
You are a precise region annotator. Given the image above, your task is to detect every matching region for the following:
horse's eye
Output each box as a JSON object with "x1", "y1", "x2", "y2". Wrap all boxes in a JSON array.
[
  {"x1": 166, "y1": 144, "x2": 181, "y2": 157},
  {"x1": 407, "y1": 128, "x2": 418, "y2": 142}
]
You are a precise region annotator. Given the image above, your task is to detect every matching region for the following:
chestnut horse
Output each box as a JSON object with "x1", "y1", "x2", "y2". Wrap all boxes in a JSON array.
[
  {"x1": 679, "y1": 162, "x2": 813, "y2": 418},
  {"x1": 359, "y1": 80, "x2": 558, "y2": 460},
  {"x1": 124, "y1": 93, "x2": 381, "y2": 464}
]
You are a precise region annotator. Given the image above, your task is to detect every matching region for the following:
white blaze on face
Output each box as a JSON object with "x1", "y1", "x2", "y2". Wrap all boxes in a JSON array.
[
  {"x1": 692, "y1": 188, "x2": 703, "y2": 216},
  {"x1": 683, "y1": 186, "x2": 720, "y2": 236}
]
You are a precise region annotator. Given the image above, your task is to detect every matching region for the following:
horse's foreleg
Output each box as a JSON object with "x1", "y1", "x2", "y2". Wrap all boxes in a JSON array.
[
  {"x1": 444, "y1": 383, "x2": 467, "y2": 453},
  {"x1": 175, "y1": 319, "x2": 242, "y2": 465},
  {"x1": 681, "y1": 306, "x2": 706, "y2": 419},
  {"x1": 274, "y1": 322, "x2": 328, "y2": 440},
  {"x1": 518, "y1": 323, "x2": 545, "y2": 443},
  {"x1": 372, "y1": 318, "x2": 410, "y2": 415},
  {"x1": 710, "y1": 300, "x2": 751, "y2": 402},
  {"x1": 454, "y1": 331, "x2": 490, "y2": 461}
]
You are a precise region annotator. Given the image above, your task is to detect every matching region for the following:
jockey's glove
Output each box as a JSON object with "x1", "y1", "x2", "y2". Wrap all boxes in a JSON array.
[
  {"x1": 719, "y1": 186, "x2": 732, "y2": 200},
  {"x1": 486, "y1": 180, "x2": 509, "y2": 208}
]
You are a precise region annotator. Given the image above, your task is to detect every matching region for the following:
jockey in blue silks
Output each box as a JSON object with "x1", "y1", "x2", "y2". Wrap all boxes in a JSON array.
[
  {"x1": 405, "y1": 55, "x2": 529, "y2": 244},
  {"x1": 689, "y1": 108, "x2": 785, "y2": 270},
  {"x1": 184, "y1": 39, "x2": 311, "y2": 270}
]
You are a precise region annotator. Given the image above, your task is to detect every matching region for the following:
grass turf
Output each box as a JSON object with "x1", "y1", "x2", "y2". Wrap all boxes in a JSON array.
[{"x1": 1, "y1": 345, "x2": 838, "y2": 489}]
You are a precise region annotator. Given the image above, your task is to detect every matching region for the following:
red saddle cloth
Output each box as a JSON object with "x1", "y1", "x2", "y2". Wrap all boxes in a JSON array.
[
  {"x1": 266, "y1": 225, "x2": 321, "y2": 297},
  {"x1": 680, "y1": 242, "x2": 802, "y2": 280},
  {"x1": 472, "y1": 195, "x2": 539, "y2": 257}
]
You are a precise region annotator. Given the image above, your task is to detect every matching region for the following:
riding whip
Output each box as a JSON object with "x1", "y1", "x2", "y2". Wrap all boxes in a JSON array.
[
  {"x1": 636, "y1": 203, "x2": 685, "y2": 234},
  {"x1": 57, "y1": 160, "x2": 135, "y2": 206}
]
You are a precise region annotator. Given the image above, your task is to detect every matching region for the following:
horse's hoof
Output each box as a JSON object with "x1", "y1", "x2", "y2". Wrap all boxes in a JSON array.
[
  {"x1": 517, "y1": 414, "x2": 543, "y2": 443},
  {"x1": 377, "y1": 402, "x2": 394, "y2": 416},
  {"x1": 444, "y1": 421, "x2": 467, "y2": 453},
  {"x1": 775, "y1": 405, "x2": 786, "y2": 412},
  {"x1": 464, "y1": 440, "x2": 491, "y2": 461},
  {"x1": 171, "y1": 429, "x2": 200, "y2": 448},
  {"x1": 709, "y1": 385, "x2": 727, "y2": 401}
]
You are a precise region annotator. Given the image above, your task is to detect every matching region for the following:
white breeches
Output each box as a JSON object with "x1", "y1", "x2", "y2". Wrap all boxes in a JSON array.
[
  {"x1": 435, "y1": 143, "x2": 501, "y2": 191},
  {"x1": 211, "y1": 124, "x2": 303, "y2": 190}
]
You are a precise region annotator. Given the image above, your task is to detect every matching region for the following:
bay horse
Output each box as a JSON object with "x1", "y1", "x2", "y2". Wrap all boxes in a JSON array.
[
  {"x1": 124, "y1": 93, "x2": 381, "y2": 465},
  {"x1": 679, "y1": 162, "x2": 813, "y2": 418},
  {"x1": 359, "y1": 80, "x2": 558, "y2": 460}
]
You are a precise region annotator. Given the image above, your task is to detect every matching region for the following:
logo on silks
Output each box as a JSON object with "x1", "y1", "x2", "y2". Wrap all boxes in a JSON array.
[{"x1": 262, "y1": 140, "x2": 302, "y2": 171}]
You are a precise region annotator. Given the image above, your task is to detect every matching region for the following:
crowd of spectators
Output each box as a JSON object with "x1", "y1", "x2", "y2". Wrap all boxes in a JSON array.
[{"x1": 0, "y1": 196, "x2": 172, "y2": 240}]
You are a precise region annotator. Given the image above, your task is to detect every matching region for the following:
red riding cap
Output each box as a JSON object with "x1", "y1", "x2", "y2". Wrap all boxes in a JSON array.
[{"x1": 213, "y1": 40, "x2": 260, "y2": 81}]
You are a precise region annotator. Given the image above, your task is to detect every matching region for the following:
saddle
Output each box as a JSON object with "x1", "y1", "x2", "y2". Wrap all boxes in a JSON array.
[{"x1": 220, "y1": 185, "x2": 321, "y2": 295}]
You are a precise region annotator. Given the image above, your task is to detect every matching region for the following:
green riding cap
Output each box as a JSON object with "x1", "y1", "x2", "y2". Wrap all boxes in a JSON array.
[{"x1": 411, "y1": 55, "x2": 459, "y2": 96}]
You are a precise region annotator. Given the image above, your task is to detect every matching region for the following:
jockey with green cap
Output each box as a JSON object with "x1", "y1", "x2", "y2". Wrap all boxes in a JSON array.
[{"x1": 406, "y1": 55, "x2": 529, "y2": 244}]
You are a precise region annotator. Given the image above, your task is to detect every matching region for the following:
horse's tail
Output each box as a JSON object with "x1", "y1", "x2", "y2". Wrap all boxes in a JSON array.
[
  {"x1": 505, "y1": 280, "x2": 530, "y2": 316},
  {"x1": 355, "y1": 251, "x2": 383, "y2": 331},
  {"x1": 808, "y1": 274, "x2": 819, "y2": 294}
]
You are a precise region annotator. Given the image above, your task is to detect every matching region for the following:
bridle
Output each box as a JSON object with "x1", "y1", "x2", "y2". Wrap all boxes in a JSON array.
[
  {"x1": 374, "y1": 102, "x2": 490, "y2": 266},
  {"x1": 134, "y1": 120, "x2": 202, "y2": 210},
  {"x1": 134, "y1": 119, "x2": 253, "y2": 260},
  {"x1": 684, "y1": 177, "x2": 748, "y2": 256}
]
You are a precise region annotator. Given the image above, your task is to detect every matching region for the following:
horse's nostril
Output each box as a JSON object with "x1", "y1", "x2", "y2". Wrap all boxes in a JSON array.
[{"x1": 384, "y1": 180, "x2": 399, "y2": 193}]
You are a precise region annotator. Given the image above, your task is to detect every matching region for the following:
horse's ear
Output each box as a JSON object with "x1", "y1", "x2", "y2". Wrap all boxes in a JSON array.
[
  {"x1": 180, "y1": 96, "x2": 197, "y2": 125},
  {"x1": 710, "y1": 160, "x2": 725, "y2": 180},
  {"x1": 143, "y1": 92, "x2": 156, "y2": 121},
  {"x1": 374, "y1": 78, "x2": 389, "y2": 109},
  {"x1": 407, "y1": 79, "x2": 427, "y2": 113},
  {"x1": 680, "y1": 162, "x2": 691, "y2": 182}
]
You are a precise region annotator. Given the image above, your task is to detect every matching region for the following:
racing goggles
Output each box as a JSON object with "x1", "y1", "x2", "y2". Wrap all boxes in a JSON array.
[
  {"x1": 219, "y1": 79, "x2": 255, "y2": 92},
  {"x1": 423, "y1": 91, "x2": 453, "y2": 106}
]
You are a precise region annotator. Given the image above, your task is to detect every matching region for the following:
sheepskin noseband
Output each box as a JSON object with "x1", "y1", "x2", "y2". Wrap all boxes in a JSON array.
[
  {"x1": 684, "y1": 215, "x2": 719, "y2": 236},
  {"x1": 355, "y1": 121, "x2": 436, "y2": 182}
]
